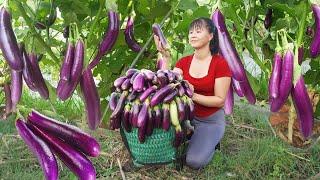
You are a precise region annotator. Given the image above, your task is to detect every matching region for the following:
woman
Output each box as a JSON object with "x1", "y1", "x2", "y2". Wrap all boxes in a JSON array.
[{"x1": 154, "y1": 17, "x2": 232, "y2": 170}]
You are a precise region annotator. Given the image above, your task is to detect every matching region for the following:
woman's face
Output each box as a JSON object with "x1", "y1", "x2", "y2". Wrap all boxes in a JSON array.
[{"x1": 188, "y1": 26, "x2": 213, "y2": 50}]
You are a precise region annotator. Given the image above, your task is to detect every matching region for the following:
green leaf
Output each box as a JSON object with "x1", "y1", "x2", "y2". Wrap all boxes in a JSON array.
[{"x1": 178, "y1": 0, "x2": 198, "y2": 10}]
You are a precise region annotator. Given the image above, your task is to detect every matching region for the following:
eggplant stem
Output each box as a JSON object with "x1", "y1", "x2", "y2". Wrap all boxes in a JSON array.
[{"x1": 288, "y1": 97, "x2": 296, "y2": 144}]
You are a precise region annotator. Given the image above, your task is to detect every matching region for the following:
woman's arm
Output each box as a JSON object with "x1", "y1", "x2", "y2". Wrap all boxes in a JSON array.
[{"x1": 191, "y1": 77, "x2": 231, "y2": 108}]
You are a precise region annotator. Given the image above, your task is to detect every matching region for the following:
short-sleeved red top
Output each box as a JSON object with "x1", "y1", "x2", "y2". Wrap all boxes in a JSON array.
[{"x1": 175, "y1": 54, "x2": 232, "y2": 118}]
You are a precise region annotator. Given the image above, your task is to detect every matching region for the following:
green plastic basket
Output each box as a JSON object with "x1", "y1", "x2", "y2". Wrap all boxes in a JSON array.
[{"x1": 121, "y1": 126, "x2": 177, "y2": 166}]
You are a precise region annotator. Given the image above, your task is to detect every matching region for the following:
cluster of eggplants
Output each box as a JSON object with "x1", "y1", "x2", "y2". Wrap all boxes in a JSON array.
[
  {"x1": 269, "y1": 33, "x2": 293, "y2": 112},
  {"x1": 124, "y1": 15, "x2": 142, "y2": 52},
  {"x1": 269, "y1": 33, "x2": 313, "y2": 138},
  {"x1": 211, "y1": 9, "x2": 256, "y2": 114},
  {"x1": 16, "y1": 110, "x2": 100, "y2": 180},
  {"x1": 89, "y1": 11, "x2": 119, "y2": 69},
  {"x1": 109, "y1": 68, "x2": 194, "y2": 148},
  {"x1": 56, "y1": 38, "x2": 84, "y2": 101}
]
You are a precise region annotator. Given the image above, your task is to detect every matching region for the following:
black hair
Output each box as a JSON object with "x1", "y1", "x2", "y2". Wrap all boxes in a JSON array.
[{"x1": 189, "y1": 17, "x2": 219, "y2": 55}]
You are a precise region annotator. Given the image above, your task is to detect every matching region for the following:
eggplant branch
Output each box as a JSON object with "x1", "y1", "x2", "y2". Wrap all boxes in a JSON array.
[{"x1": 15, "y1": 1, "x2": 60, "y2": 66}]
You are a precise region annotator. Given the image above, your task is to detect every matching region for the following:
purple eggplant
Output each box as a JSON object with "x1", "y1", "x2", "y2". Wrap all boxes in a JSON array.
[
  {"x1": 152, "y1": 24, "x2": 169, "y2": 49},
  {"x1": 175, "y1": 97, "x2": 185, "y2": 122},
  {"x1": 181, "y1": 81, "x2": 193, "y2": 98},
  {"x1": 137, "y1": 99, "x2": 149, "y2": 128},
  {"x1": 270, "y1": 48, "x2": 293, "y2": 112},
  {"x1": 0, "y1": 7, "x2": 23, "y2": 71},
  {"x1": 141, "y1": 69, "x2": 155, "y2": 81},
  {"x1": 122, "y1": 103, "x2": 132, "y2": 132},
  {"x1": 156, "y1": 70, "x2": 168, "y2": 87},
  {"x1": 57, "y1": 40, "x2": 84, "y2": 101},
  {"x1": 146, "y1": 107, "x2": 154, "y2": 136},
  {"x1": 21, "y1": 44, "x2": 37, "y2": 91},
  {"x1": 242, "y1": 76, "x2": 256, "y2": 105},
  {"x1": 231, "y1": 79, "x2": 245, "y2": 97},
  {"x1": 29, "y1": 53, "x2": 49, "y2": 99},
  {"x1": 70, "y1": 40, "x2": 84, "y2": 81},
  {"x1": 114, "y1": 76, "x2": 126, "y2": 88},
  {"x1": 310, "y1": 4, "x2": 320, "y2": 58},
  {"x1": 28, "y1": 110, "x2": 100, "y2": 157},
  {"x1": 154, "y1": 105, "x2": 162, "y2": 128},
  {"x1": 121, "y1": 78, "x2": 131, "y2": 91},
  {"x1": 110, "y1": 91, "x2": 128, "y2": 127},
  {"x1": 162, "y1": 103, "x2": 170, "y2": 131},
  {"x1": 124, "y1": 16, "x2": 142, "y2": 52},
  {"x1": 27, "y1": 123, "x2": 96, "y2": 180},
  {"x1": 4, "y1": 83, "x2": 12, "y2": 116},
  {"x1": 164, "y1": 70, "x2": 175, "y2": 82},
  {"x1": 264, "y1": 9, "x2": 272, "y2": 29},
  {"x1": 298, "y1": 46, "x2": 304, "y2": 65},
  {"x1": 269, "y1": 49, "x2": 282, "y2": 100},
  {"x1": 89, "y1": 11, "x2": 119, "y2": 69},
  {"x1": 150, "y1": 83, "x2": 177, "y2": 107},
  {"x1": 109, "y1": 92, "x2": 118, "y2": 111},
  {"x1": 58, "y1": 42, "x2": 75, "y2": 82},
  {"x1": 132, "y1": 73, "x2": 145, "y2": 92},
  {"x1": 173, "y1": 128, "x2": 184, "y2": 148},
  {"x1": 211, "y1": 9, "x2": 246, "y2": 81},
  {"x1": 177, "y1": 84, "x2": 185, "y2": 97},
  {"x1": 139, "y1": 85, "x2": 157, "y2": 102},
  {"x1": 224, "y1": 84, "x2": 234, "y2": 115},
  {"x1": 187, "y1": 97, "x2": 195, "y2": 120},
  {"x1": 138, "y1": 121, "x2": 147, "y2": 143},
  {"x1": 16, "y1": 119, "x2": 58, "y2": 180},
  {"x1": 125, "y1": 68, "x2": 138, "y2": 78},
  {"x1": 130, "y1": 71, "x2": 139, "y2": 84},
  {"x1": 182, "y1": 96, "x2": 190, "y2": 121},
  {"x1": 80, "y1": 68, "x2": 101, "y2": 130},
  {"x1": 131, "y1": 99, "x2": 140, "y2": 127},
  {"x1": 10, "y1": 69, "x2": 22, "y2": 111},
  {"x1": 163, "y1": 90, "x2": 178, "y2": 103},
  {"x1": 291, "y1": 76, "x2": 314, "y2": 138}
]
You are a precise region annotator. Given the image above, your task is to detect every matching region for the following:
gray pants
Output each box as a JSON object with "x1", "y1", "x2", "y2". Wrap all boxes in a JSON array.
[{"x1": 186, "y1": 109, "x2": 226, "y2": 169}]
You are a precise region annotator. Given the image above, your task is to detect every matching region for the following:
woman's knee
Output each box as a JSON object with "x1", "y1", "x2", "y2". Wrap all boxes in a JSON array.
[{"x1": 185, "y1": 153, "x2": 211, "y2": 170}]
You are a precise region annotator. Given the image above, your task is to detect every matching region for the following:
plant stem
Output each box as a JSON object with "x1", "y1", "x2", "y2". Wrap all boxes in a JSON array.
[
  {"x1": 288, "y1": 97, "x2": 296, "y2": 144},
  {"x1": 88, "y1": 0, "x2": 105, "y2": 46},
  {"x1": 296, "y1": 1, "x2": 308, "y2": 47},
  {"x1": 15, "y1": 1, "x2": 60, "y2": 65}
]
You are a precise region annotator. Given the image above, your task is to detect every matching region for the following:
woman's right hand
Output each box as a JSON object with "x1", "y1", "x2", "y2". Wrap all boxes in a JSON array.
[{"x1": 154, "y1": 35, "x2": 171, "y2": 59}]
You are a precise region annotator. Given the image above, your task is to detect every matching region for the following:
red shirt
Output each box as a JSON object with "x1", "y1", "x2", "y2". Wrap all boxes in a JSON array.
[{"x1": 175, "y1": 54, "x2": 231, "y2": 118}]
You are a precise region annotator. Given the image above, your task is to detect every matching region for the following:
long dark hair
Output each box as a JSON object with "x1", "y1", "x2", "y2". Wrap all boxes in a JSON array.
[{"x1": 189, "y1": 17, "x2": 219, "y2": 55}]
